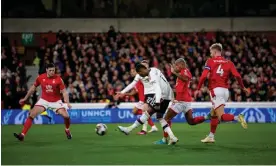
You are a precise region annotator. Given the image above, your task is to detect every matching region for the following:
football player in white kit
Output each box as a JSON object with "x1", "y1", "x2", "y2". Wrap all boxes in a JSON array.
[{"x1": 117, "y1": 63, "x2": 178, "y2": 145}]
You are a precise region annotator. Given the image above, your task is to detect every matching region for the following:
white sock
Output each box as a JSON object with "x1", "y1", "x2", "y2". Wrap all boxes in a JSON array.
[
  {"x1": 162, "y1": 137, "x2": 167, "y2": 142},
  {"x1": 128, "y1": 113, "x2": 149, "y2": 131},
  {"x1": 159, "y1": 118, "x2": 176, "y2": 139},
  {"x1": 142, "y1": 121, "x2": 148, "y2": 131},
  {"x1": 234, "y1": 116, "x2": 238, "y2": 121},
  {"x1": 208, "y1": 132, "x2": 214, "y2": 138}
]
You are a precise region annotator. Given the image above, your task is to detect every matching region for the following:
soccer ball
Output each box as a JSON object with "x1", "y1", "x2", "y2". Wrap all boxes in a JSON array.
[{"x1": 95, "y1": 123, "x2": 108, "y2": 136}]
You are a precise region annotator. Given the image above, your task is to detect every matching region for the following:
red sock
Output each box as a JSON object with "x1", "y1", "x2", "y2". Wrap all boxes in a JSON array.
[
  {"x1": 22, "y1": 117, "x2": 33, "y2": 135},
  {"x1": 163, "y1": 131, "x2": 168, "y2": 138},
  {"x1": 192, "y1": 116, "x2": 205, "y2": 124},
  {"x1": 221, "y1": 114, "x2": 234, "y2": 122},
  {"x1": 136, "y1": 109, "x2": 143, "y2": 115},
  {"x1": 210, "y1": 117, "x2": 219, "y2": 134},
  {"x1": 148, "y1": 118, "x2": 154, "y2": 127},
  {"x1": 64, "y1": 118, "x2": 70, "y2": 129},
  {"x1": 163, "y1": 120, "x2": 172, "y2": 138}
]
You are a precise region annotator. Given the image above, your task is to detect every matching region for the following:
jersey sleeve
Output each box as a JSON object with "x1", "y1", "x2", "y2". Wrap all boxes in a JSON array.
[
  {"x1": 230, "y1": 62, "x2": 245, "y2": 89},
  {"x1": 149, "y1": 69, "x2": 162, "y2": 103},
  {"x1": 121, "y1": 74, "x2": 139, "y2": 93},
  {"x1": 204, "y1": 59, "x2": 212, "y2": 70},
  {"x1": 230, "y1": 62, "x2": 241, "y2": 77},
  {"x1": 59, "y1": 77, "x2": 65, "y2": 90},
  {"x1": 33, "y1": 76, "x2": 41, "y2": 87},
  {"x1": 149, "y1": 69, "x2": 160, "y2": 84},
  {"x1": 181, "y1": 69, "x2": 191, "y2": 80}
]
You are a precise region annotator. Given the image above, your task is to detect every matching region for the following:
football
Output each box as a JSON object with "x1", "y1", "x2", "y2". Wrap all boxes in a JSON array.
[{"x1": 95, "y1": 123, "x2": 108, "y2": 136}]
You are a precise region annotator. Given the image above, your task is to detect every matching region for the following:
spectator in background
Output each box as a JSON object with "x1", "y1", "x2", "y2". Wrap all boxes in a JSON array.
[
  {"x1": 1, "y1": 46, "x2": 28, "y2": 109},
  {"x1": 35, "y1": 30, "x2": 275, "y2": 103},
  {"x1": 3, "y1": 30, "x2": 275, "y2": 109}
]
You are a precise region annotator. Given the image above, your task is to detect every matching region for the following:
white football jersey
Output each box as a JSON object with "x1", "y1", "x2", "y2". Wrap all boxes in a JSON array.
[
  {"x1": 134, "y1": 68, "x2": 173, "y2": 101},
  {"x1": 121, "y1": 67, "x2": 173, "y2": 102}
]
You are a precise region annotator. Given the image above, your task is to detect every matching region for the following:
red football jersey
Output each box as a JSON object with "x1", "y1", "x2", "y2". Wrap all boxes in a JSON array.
[
  {"x1": 204, "y1": 56, "x2": 241, "y2": 90},
  {"x1": 135, "y1": 80, "x2": 145, "y2": 102},
  {"x1": 175, "y1": 68, "x2": 192, "y2": 102},
  {"x1": 34, "y1": 73, "x2": 65, "y2": 102}
]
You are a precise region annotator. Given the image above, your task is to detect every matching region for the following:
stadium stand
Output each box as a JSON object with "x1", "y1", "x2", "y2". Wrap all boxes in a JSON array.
[
  {"x1": 32, "y1": 30, "x2": 276, "y2": 104},
  {"x1": 1, "y1": 45, "x2": 29, "y2": 109}
]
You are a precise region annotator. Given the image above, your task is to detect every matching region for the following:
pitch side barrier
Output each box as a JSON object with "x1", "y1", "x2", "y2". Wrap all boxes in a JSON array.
[{"x1": 1, "y1": 102, "x2": 276, "y2": 125}]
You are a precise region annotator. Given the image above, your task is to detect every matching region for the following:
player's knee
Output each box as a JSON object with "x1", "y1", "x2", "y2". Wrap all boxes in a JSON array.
[
  {"x1": 58, "y1": 109, "x2": 69, "y2": 118},
  {"x1": 29, "y1": 110, "x2": 38, "y2": 118},
  {"x1": 63, "y1": 114, "x2": 70, "y2": 119},
  {"x1": 164, "y1": 115, "x2": 171, "y2": 122},
  {"x1": 62, "y1": 111, "x2": 69, "y2": 119}
]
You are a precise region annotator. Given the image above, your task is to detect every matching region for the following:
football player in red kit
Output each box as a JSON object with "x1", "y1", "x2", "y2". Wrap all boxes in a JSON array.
[
  {"x1": 117, "y1": 68, "x2": 158, "y2": 134},
  {"x1": 14, "y1": 63, "x2": 72, "y2": 141},
  {"x1": 154, "y1": 58, "x2": 208, "y2": 144},
  {"x1": 197, "y1": 43, "x2": 249, "y2": 143}
]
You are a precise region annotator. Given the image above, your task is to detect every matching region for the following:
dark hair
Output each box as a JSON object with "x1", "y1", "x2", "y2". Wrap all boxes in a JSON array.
[
  {"x1": 135, "y1": 63, "x2": 147, "y2": 72},
  {"x1": 45, "y1": 63, "x2": 55, "y2": 69}
]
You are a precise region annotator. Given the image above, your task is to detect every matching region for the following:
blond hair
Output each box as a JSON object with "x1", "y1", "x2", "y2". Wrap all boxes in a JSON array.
[
  {"x1": 175, "y1": 58, "x2": 187, "y2": 66},
  {"x1": 210, "y1": 43, "x2": 223, "y2": 52}
]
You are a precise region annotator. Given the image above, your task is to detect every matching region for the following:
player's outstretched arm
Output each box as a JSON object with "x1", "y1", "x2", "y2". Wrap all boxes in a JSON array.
[
  {"x1": 119, "y1": 74, "x2": 140, "y2": 94},
  {"x1": 124, "y1": 89, "x2": 138, "y2": 96},
  {"x1": 115, "y1": 80, "x2": 138, "y2": 99},
  {"x1": 230, "y1": 62, "x2": 248, "y2": 94},
  {"x1": 19, "y1": 85, "x2": 37, "y2": 104},
  {"x1": 197, "y1": 69, "x2": 209, "y2": 90},
  {"x1": 61, "y1": 89, "x2": 72, "y2": 109}
]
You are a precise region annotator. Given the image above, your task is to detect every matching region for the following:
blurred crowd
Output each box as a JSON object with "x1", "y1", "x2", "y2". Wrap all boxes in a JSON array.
[
  {"x1": 1, "y1": 46, "x2": 29, "y2": 109},
  {"x1": 34, "y1": 28, "x2": 276, "y2": 104}
]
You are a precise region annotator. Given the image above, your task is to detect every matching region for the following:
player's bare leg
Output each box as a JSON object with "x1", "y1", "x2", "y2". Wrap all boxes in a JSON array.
[
  {"x1": 57, "y1": 108, "x2": 72, "y2": 139},
  {"x1": 14, "y1": 106, "x2": 45, "y2": 141},
  {"x1": 185, "y1": 109, "x2": 206, "y2": 125}
]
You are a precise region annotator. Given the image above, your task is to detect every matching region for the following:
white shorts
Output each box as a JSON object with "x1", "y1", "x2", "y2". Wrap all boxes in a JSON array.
[
  {"x1": 134, "y1": 101, "x2": 144, "y2": 110},
  {"x1": 210, "y1": 87, "x2": 229, "y2": 110},
  {"x1": 35, "y1": 98, "x2": 67, "y2": 113},
  {"x1": 169, "y1": 101, "x2": 192, "y2": 114}
]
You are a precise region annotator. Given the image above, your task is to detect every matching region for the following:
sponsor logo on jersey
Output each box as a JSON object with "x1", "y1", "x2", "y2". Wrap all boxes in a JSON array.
[{"x1": 46, "y1": 85, "x2": 53, "y2": 92}]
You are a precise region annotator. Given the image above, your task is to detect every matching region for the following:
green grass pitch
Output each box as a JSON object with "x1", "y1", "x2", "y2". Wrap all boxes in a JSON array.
[{"x1": 2, "y1": 123, "x2": 276, "y2": 165}]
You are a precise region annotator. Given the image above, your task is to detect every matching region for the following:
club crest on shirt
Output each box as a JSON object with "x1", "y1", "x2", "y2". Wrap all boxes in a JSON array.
[{"x1": 46, "y1": 85, "x2": 53, "y2": 93}]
